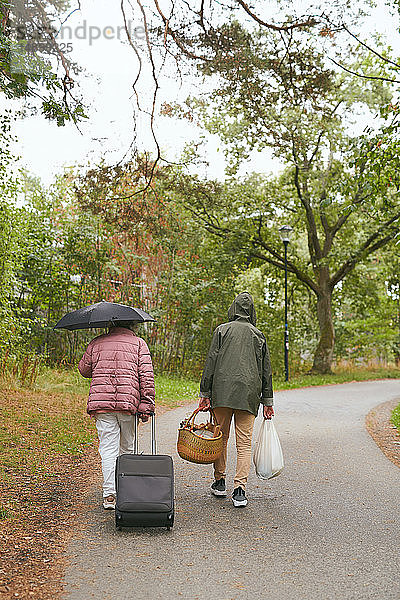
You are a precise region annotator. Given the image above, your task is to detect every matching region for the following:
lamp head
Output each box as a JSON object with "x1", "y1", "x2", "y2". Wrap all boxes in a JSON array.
[{"x1": 279, "y1": 225, "x2": 293, "y2": 243}]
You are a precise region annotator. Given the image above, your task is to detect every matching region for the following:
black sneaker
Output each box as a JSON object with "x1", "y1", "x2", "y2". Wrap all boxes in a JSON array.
[
  {"x1": 232, "y1": 486, "x2": 248, "y2": 507},
  {"x1": 211, "y1": 478, "x2": 227, "y2": 497}
]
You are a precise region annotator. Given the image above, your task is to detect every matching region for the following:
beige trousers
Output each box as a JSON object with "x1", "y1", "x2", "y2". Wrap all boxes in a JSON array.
[{"x1": 213, "y1": 407, "x2": 255, "y2": 490}]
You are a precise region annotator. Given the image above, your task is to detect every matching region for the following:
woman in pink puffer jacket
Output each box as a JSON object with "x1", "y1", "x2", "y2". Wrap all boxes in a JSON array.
[{"x1": 79, "y1": 322, "x2": 155, "y2": 509}]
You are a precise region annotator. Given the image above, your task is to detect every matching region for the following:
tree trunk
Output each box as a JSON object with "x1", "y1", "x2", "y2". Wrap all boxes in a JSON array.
[{"x1": 311, "y1": 272, "x2": 335, "y2": 374}]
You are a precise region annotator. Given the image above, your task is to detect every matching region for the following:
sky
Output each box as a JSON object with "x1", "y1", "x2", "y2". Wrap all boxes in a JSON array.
[{"x1": 7, "y1": 0, "x2": 400, "y2": 186}]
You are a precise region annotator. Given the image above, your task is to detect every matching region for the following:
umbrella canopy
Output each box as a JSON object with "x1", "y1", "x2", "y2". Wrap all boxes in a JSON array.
[{"x1": 53, "y1": 301, "x2": 156, "y2": 331}]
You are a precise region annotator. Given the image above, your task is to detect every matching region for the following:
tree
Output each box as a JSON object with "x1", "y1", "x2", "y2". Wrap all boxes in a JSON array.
[
  {"x1": 160, "y1": 21, "x2": 400, "y2": 373},
  {"x1": 10, "y1": 170, "x2": 116, "y2": 362},
  {"x1": 0, "y1": 1, "x2": 86, "y2": 125},
  {"x1": 332, "y1": 252, "x2": 397, "y2": 365},
  {"x1": 159, "y1": 55, "x2": 400, "y2": 372},
  {"x1": 378, "y1": 246, "x2": 400, "y2": 366}
]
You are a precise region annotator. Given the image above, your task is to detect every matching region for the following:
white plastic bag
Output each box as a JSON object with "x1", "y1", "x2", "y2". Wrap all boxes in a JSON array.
[{"x1": 253, "y1": 418, "x2": 284, "y2": 480}]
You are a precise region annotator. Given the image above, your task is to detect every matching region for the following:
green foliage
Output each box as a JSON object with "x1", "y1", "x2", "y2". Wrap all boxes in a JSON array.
[
  {"x1": 0, "y1": 351, "x2": 42, "y2": 388},
  {"x1": 391, "y1": 402, "x2": 400, "y2": 432},
  {"x1": 0, "y1": 167, "x2": 116, "y2": 362},
  {"x1": 0, "y1": 1, "x2": 86, "y2": 125},
  {"x1": 0, "y1": 111, "x2": 23, "y2": 351},
  {"x1": 332, "y1": 252, "x2": 398, "y2": 361},
  {"x1": 189, "y1": 22, "x2": 392, "y2": 172}
]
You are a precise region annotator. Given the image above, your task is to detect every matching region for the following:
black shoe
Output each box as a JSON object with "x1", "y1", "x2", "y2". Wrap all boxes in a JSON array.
[
  {"x1": 211, "y1": 478, "x2": 227, "y2": 497},
  {"x1": 232, "y1": 486, "x2": 248, "y2": 507}
]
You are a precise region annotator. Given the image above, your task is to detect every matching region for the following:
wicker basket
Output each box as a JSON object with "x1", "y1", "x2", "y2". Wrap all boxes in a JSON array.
[{"x1": 177, "y1": 408, "x2": 224, "y2": 464}]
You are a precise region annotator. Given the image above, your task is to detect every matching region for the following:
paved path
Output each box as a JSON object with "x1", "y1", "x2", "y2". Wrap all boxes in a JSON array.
[{"x1": 64, "y1": 381, "x2": 400, "y2": 600}]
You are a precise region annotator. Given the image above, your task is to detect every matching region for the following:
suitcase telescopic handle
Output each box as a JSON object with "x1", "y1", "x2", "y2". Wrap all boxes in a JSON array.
[{"x1": 134, "y1": 412, "x2": 156, "y2": 455}]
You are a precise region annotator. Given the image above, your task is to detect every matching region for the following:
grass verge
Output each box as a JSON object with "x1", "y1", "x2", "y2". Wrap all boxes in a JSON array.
[
  {"x1": 35, "y1": 368, "x2": 200, "y2": 409},
  {"x1": 274, "y1": 366, "x2": 400, "y2": 391},
  {"x1": 0, "y1": 385, "x2": 98, "y2": 599},
  {"x1": 391, "y1": 402, "x2": 400, "y2": 432},
  {"x1": 0, "y1": 387, "x2": 96, "y2": 526}
]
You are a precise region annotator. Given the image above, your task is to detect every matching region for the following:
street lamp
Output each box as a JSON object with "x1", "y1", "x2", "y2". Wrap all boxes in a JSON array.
[{"x1": 279, "y1": 225, "x2": 293, "y2": 381}]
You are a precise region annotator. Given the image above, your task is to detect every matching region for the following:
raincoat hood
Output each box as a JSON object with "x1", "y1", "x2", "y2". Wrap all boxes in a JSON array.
[{"x1": 227, "y1": 292, "x2": 257, "y2": 326}]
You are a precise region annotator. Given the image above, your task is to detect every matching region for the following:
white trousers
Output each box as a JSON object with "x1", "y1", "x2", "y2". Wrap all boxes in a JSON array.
[{"x1": 95, "y1": 412, "x2": 135, "y2": 498}]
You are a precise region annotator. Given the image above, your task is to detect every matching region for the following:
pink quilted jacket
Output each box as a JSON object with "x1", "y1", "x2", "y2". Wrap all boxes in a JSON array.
[{"x1": 78, "y1": 327, "x2": 155, "y2": 415}]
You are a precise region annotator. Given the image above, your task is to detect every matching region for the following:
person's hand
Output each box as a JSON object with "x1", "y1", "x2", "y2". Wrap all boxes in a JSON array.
[
  {"x1": 198, "y1": 397, "x2": 211, "y2": 411},
  {"x1": 139, "y1": 413, "x2": 149, "y2": 423},
  {"x1": 263, "y1": 405, "x2": 274, "y2": 420}
]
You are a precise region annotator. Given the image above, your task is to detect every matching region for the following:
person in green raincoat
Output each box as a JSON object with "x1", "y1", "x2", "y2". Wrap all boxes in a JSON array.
[{"x1": 199, "y1": 292, "x2": 274, "y2": 507}]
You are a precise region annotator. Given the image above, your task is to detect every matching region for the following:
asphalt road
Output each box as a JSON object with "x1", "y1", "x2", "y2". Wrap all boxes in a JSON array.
[{"x1": 64, "y1": 380, "x2": 400, "y2": 600}]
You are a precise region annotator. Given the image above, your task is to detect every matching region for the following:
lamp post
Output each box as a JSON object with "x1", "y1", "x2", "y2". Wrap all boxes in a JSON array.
[{"x1": 279, "y1": 225, "x2": 293, "y2": 381}]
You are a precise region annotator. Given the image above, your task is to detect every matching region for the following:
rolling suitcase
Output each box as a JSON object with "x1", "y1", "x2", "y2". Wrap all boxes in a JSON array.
[{"x1": 115, "y1": 413, "x2": 174, "y2": 530}]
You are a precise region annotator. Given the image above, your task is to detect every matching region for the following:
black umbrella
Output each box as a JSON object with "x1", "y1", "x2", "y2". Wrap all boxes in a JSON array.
[{"x1": 53, "y1": 301, "x2": 156, "y2": 331}]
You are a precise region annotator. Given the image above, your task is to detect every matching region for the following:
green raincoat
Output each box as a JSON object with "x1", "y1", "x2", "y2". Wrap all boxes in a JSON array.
[{"x1": 200, "y1": 292, "x2": 273, "y2": 416}]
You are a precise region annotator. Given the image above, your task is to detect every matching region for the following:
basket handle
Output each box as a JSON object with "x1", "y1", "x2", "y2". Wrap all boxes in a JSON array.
[{"x1": 186, "y1": 407, "x2": 220, "y2": 428}]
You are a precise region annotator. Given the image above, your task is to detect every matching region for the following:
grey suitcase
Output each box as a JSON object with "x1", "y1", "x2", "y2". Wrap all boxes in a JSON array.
[{"x1": 115, "y1": 413, "x2": 174, "y2": 530}]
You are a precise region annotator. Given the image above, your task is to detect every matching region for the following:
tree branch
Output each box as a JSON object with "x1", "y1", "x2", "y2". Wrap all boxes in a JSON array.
[
  {"x1": 234, "y1": 1, "x2": 318, "y2": 32},
  {"x1": 293, "y1": 165, "x2": 322, "y2": 261},
  {"x1": 342, "y1": 24, "x2": 400, "y2": 70},
  {"x1": 33, "y1": 0, "x2": 80, "y2": 124},
  {"x1": 152, "y1": 0, "x2": 211, "y2": 61},
  {"x1": 328, "y1": 160, "x2": 371, "y2": 242},
  {"x1": 327, "y1": 56, "x2": 400, "y2": 85},
  {"x1": 249, "y1": 248, "x2": 320, "y2": 295},
  {"x1": 329, "y1": 190, "x2": 371, "y2": 240},
  {"x1": 330, "y1": 211, "x2": 400, "y2": 288}
]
